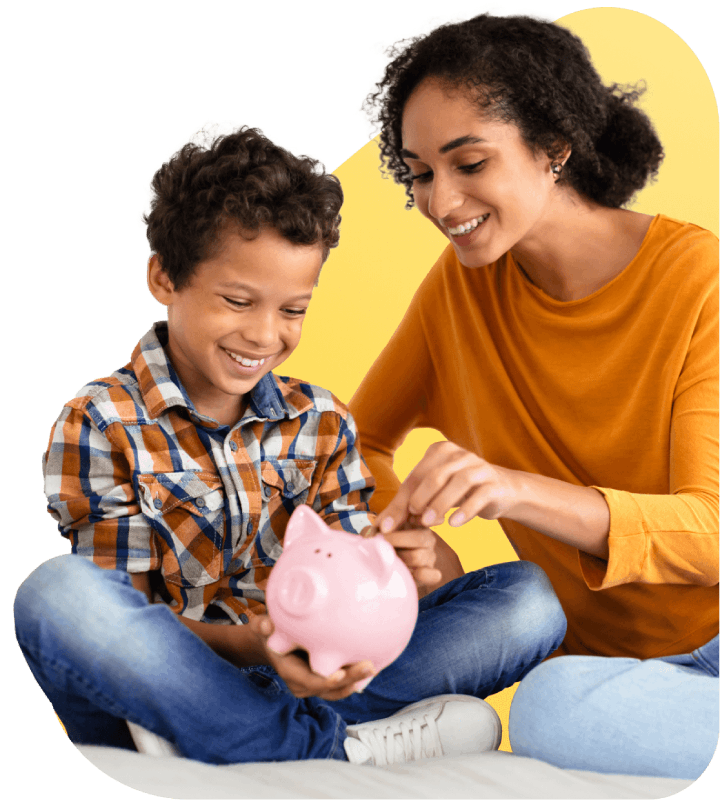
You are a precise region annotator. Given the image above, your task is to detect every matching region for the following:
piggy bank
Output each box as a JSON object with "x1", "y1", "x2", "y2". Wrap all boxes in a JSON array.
[{"x1": 265, "y1": 505, "x2": 418, "y2": 686}]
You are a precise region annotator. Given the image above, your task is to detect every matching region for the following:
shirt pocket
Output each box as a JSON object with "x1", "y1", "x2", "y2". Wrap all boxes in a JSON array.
[
  {"x1": 258, "y1": 459, "x2": 316, "y2": 552},
  {"x1": 137, "y1": 471, "x2": 225, "y2": 587}
]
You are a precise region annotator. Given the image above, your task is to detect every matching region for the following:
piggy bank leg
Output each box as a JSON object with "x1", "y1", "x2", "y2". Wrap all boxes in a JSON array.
[{"x1": 308, "y1": 651, "x2": 346, "y2": 678}]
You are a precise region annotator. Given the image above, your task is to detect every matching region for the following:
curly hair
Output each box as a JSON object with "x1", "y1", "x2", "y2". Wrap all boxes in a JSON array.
[
  {"x1": 366, "y1": 14, "x2": 664, "y2": 209},
  {"x1": 144, "y1": 127, "x2": 343, "y2": 289}
]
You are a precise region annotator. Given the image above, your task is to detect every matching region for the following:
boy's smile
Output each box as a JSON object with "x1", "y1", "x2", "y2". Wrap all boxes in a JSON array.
[{"x1": 149, "y1": 226, "x2": 324, "y2": 426}]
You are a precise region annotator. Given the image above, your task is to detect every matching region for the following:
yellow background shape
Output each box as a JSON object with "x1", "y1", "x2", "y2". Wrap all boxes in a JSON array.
[{"x1": 281, "y1": 8, "x2": 718, "y2": 751}]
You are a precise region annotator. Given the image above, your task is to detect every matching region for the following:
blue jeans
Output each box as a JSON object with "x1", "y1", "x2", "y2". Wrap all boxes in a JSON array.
[
  {"x1": 509, "y1": 636, "x2": 719, "y2": 779},
  {"x1": 15, "y1": 555, "x2": 565, "y2": 764}
]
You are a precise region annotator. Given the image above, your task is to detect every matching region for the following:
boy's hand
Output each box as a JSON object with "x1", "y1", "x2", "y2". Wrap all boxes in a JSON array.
[
  {"x1": 248, "y1": 615, "x2": 376, "y2": 700},
  {"x1": 364, "y1": 516, "x2": 442, "y2": 590}
]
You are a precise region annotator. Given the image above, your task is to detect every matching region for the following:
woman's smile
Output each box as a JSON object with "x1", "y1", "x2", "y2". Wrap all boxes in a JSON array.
[{"x1": 401, "y1": 79, "x2": 562, "y2": 268}]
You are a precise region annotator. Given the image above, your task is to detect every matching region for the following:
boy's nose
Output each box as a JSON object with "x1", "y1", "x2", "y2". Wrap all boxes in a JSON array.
[{"x1": 244, "y1": 312, "x2": 279, "y2": 349}]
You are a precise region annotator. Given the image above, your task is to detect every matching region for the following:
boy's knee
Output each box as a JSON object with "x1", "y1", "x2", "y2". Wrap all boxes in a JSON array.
[
  {"x1": 501, "y1": 561, "x2": 567, "y2": 646},
  {"x1": 15, "y1": 555, "x2": 83, "y2": 619},
  {"x1": 13, "y1": 553, "x2": 108, "y2": 626}
]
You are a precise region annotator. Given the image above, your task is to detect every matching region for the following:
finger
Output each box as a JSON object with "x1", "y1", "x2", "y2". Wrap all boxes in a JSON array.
[
  {"x1": 311, "y1": 661, "x2": 376, "y2": 700},
  {"x1": 412, "y1": 565, "x2": 443, "y2": 587},
  {"x1": 375, "y1": 447, "x2": 458, "y2": 532},
  {"x1": 416, "y1": 462, "x2": 489, "y2": 526},
  {"x1": 375, "y1": 482, "x2": 416, "y2": 533},
  {"x1": 382, "y1": 528, "x2": 436, "y2": 551},
  {"x1": 449, "y1": 484, "x2": 504, "y2": 525}
]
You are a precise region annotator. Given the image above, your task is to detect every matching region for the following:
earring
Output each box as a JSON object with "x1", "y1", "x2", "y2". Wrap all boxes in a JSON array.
[{"x1": 551, "y1": 162, "x2": 563, "y2": 179}]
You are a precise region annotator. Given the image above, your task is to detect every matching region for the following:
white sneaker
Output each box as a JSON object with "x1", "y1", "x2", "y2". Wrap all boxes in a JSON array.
[
  {"x1": 126, "y1": 721, "x2": 182, "y2": 758},
  {"x1": 343, "y1": 694, "x2": 501, "y2": 766}
]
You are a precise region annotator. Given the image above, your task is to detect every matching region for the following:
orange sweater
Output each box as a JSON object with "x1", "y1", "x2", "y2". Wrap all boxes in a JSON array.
[{"x1": 350, "y1": 215, "x2": 718, "y2": 659}]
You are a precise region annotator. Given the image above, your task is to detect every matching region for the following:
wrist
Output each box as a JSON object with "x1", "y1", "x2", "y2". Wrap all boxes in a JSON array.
[
  {"x1": 180, "y1": 615, "x2": 270, "y2": 668},
  {"x1": 499, "y1": 469, "x2": 610, "y2": 558}
]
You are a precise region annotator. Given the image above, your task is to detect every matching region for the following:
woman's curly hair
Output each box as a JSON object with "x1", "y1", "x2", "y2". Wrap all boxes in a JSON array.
[
  {"x1": 366, "y1": 14, "x2": 664, "y2": 209},
  {"x1": 145, "y1": 127, "x2": 343, "y2": 289}
]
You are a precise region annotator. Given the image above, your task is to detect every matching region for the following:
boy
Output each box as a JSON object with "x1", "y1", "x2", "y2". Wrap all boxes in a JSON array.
[{"x1": 15, "y1": 127, "x2": 563, "y2": 765}]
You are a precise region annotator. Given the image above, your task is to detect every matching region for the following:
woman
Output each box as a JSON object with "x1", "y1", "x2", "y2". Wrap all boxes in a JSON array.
[{"x1": 349, "y1": 13, "x2": 718, "y2": 780}]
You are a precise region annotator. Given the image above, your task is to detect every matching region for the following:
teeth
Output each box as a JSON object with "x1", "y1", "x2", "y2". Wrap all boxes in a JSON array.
[
  {"x1": 447, "y1": 214, "x2": 489, "y2": 236},
  {"x1": 225, "y1": 349, "x2": 266, "y2": 368}
]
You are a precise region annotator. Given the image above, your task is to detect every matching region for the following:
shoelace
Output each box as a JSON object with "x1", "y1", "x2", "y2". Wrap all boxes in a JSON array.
[{"x1": 357, "y1": 712, "x2": 443, "y2": 766}]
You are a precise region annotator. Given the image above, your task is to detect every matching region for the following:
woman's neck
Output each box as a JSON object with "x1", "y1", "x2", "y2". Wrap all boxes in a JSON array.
[{"x1": 510, "y1": 198, "x2": 655, "y2": 302}]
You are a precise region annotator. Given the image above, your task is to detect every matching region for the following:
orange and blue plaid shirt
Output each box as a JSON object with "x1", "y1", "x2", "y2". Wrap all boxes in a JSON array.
[{"x1": 43, "y1": 323, "x2": 376, "y2": 622}]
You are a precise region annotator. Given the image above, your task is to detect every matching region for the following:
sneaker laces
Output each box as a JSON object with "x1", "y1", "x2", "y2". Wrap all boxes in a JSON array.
[{"x1": 355, "y1": 712, "x2": 443, "y2": 766}]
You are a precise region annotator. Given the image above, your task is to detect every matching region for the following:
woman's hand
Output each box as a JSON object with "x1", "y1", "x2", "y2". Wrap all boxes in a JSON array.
[
  {"x1": 373, "y1": 441, "x2": 611, "y2": 559},
  {"x1": 248, "y1": 615, "x2": 376, "y2": 700},
  {"x1": 375, "y1": 442, "x2": 517, "y2": 533}
]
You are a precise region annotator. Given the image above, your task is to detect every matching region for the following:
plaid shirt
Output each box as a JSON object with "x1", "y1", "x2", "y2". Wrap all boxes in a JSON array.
[{"x1": 43, "y1": 323, "x2": 375, "y2": 622}]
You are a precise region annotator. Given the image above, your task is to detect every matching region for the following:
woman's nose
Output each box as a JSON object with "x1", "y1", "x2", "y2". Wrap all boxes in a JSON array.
[{"x1": 427, "y1": 172, "x2": 463, "y2": 222}]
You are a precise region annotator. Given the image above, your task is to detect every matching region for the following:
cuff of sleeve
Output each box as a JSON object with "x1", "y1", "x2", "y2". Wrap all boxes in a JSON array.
[{"x1": 578, "y1": 487, "x2": 648, "y2": 590}]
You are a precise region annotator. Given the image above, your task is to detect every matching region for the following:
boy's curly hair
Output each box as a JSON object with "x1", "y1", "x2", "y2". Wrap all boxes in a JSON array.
[
  {"x1": 145, "y1": 127, "x2": 343, "y2": 288},
  {"x1": 366, "y1": 14, "x2": 664, "y2": 209}
]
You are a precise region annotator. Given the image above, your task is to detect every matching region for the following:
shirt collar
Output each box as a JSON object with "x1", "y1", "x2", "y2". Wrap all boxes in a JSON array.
[{"x1": 131, "y1": 322, "x2": 314, "y2": 427}]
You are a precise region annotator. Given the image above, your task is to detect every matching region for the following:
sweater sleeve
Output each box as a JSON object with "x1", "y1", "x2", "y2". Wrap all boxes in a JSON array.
[
  {"x1": 580, "y1": 278, "x2": 719, "y2": 589},
  {"x1": 349, "y1": 286, "x2": 435, "y2": 514}
]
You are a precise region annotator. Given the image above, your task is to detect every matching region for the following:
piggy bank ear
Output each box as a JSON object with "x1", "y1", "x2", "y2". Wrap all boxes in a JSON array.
[
  {"x1": 284, "y1": 505, "x2": 331, "y2": 549},
  {"x1": 363, "y1": 536, "x2": 397, "y2": 584}
]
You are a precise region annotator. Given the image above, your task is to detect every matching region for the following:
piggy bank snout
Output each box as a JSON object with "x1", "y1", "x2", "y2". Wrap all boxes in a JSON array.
[{"x1": 275, "y1": 566, "x2": 329, "y2": 617}]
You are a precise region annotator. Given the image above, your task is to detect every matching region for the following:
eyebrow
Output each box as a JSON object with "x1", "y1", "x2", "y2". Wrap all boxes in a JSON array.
[
  {"x1": 217, "y1": 281, "x2": 314, "y2": 301},
  {"x1": 400, "y1": 135, "x2": 487, "y2": 160}
]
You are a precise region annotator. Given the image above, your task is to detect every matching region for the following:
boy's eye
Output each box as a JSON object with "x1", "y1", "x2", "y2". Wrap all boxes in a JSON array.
[{"x1": 224, "y1": 298, "x2": 306, "y2": 316}]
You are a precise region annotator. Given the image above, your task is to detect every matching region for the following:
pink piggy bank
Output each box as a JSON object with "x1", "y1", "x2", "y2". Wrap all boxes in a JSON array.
[{"x1": 266, "y1": 505, "x2": 418, "y2": 686}]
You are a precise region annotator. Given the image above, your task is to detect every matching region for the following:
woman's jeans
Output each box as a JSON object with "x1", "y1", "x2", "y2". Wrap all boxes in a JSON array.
[
  {"x1": 15, "y1": 555, "x2": 565, "y2": 764},
  {"x1": 509, "y1": 635, "x2": 719, "y2": 780}
]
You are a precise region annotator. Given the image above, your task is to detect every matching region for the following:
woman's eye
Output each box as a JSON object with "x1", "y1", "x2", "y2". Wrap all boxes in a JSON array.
[
  {"x1": 225, "y1": 297, "x2": 249, "y2": 308},
  {"x1": 283, "y1": 308, "x2": 307, "y2": 317},
  {"x1": 460, "y1": 159, "x2": 486, "y2": 174},
  {"x1": 410, "y1": 170, "x2": 432, "y2": 184}
]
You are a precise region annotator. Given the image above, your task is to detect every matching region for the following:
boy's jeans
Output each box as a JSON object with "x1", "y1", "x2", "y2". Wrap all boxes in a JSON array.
[{"x1": 15, "y1": 555, "x2": 565, "y2": 764}]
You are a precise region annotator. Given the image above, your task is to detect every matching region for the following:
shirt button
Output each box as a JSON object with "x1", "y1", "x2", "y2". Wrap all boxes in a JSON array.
[
  {"x1": 230, "y1": 441, "x2": 238, "y2": 452},
  {"x1": 286, "y1": 482, "x2": 295, "y2": 492},
  {"x1": 239, "y1": 614, "x2": 249, "y2": 624},
  {"x1": 153, "y1": 498, "x2": 163, "y2": 509},
  {"x1": 263, "y1": 487, "x2": 272, "y2": 500},
  {"x1": 247, "y1": 521, "x2": 254, "y2": 534},
  {"x1": 196, "y1": 497, "x2": 206, "y2": 508}
]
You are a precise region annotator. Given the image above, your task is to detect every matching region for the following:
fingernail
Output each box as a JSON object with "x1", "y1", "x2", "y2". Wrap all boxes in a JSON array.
[
  {"x1": 450, "y1": 511, "x2": 465, "y2": 526},
  {"x1": 422, "y1": 509, "x2": 436, "y2": 525},
  {"x1": 380, "y1": 517, "x2": 394, "y2": 533},
  {"x1": 329, "y1": 669, "x2": 346, "y2": 682}
]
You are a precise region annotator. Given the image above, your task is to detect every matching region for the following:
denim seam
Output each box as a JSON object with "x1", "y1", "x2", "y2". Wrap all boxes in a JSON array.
[
  {"x1": 327, "y1": 713, "x2": 347, "y2": 760},
  {"x1": 692, "y1": 650, "x2": 719, "y2": 677}
]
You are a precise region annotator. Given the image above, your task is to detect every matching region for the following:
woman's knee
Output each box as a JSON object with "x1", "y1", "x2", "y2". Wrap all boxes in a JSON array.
[{"x1": 508, "y1": 656, "x2": 579, "y2": 759}]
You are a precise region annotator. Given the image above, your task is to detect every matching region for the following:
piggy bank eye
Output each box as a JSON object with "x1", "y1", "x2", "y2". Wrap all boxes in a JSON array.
[
  {"x1": 314, "y1": 549, "x2": 321, "y2": 554},
  {"x1": 327, "y1": 552, "x2": 332, "y2": 558}
]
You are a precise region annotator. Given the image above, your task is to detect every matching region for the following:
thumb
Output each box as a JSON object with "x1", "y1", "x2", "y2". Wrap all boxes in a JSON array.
[
  {"x1": 250, "y1": 613, "x2": 274, "y2": 638},
  {"x1": 375, "y1": 483, "x2": 414, "y2": 534}
]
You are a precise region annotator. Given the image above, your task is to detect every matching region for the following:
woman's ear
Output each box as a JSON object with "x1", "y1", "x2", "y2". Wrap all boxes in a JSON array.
[{"x1": 147, "y1": 254, "x2": 175, "y2": 306}]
